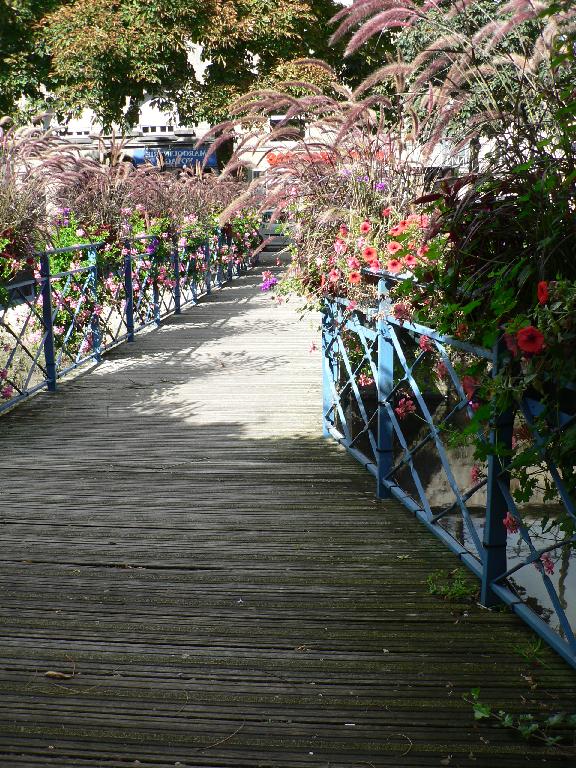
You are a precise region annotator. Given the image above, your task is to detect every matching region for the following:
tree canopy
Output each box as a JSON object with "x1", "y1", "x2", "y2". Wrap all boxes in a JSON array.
[{"x1": 0, "y1": 0, "x2": 392, "y2": 128}]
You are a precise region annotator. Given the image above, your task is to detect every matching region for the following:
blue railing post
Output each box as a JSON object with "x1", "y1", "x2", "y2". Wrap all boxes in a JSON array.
[
  {"x1": 40, "y1": 252, "x2": 57, "y2": 392},
  {"x1": 151, "y1": 252, "x2": 161, "y2": 326},
  {"x1": 376, "y1": 278, "x2": 394, "y2": 500},
  {"x1": 322, "y1": 304, "x2": 336, "y2": 438},
  {"x1": 204, "y1": 240, "x2": 211, "y2": 295},
  {"x1": 123, "y1": 240, "x2": 135, "y2": 342},
  {"x1": 191, "y1": 257, "x2": 198, "y2": 304},
  {"x1": 481, "y1": 339, "x2": 514, "y2": 606},
  {"x1": 223, "y1": 228, "x2": 234, "y2": 282},
  {"x1": 216, "y1": 229, "x2": 224, "y2": 288},
  {"x1": 88, "y1": 246, "x2": 102, "y2": 362},
  {"x1": 172, "y1": 234, "x2": 181, "y2": 315}
]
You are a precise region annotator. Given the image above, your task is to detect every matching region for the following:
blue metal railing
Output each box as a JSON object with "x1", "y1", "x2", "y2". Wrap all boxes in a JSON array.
[
  {"x1": 0, "y1": 230, "x2": 258, "y2": 415},
  {"x1": 323, "y1": 274, "x2": 576, "y2": 668}
]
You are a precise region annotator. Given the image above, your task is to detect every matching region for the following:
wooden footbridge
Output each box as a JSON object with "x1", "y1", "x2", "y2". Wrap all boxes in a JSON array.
[{"x1": 0, "y1": 254, "x2": 574, "y2": 767}]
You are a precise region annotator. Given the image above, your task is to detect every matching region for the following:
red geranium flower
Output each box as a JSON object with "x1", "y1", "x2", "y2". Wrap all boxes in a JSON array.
[
  {"x1": 362, "y1": 246, "x2": 378, "y2": 261},
  {"x1": 386, "y1": 241, "x2": 402, "y2": 254},
  {"x1": 386, "y1": 259, "x2": 402, "y2": 274},
  {"x1": 537, "y1": 280, "x2": 549, "y2": 305},
  {"x1": 360, "y1": 220, "x2": 372, "y2": 234},
  {"x1": 516, "y1": 325, "x2": 545, "y2": 355},
  {"x1": 381, "y1": 207, "x2": 392, "y2": 217}
]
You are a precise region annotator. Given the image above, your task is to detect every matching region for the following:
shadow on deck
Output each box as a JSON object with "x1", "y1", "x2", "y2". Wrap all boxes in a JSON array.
[{"x1": 0, "y1": 255, "x2": 574, "y2": 767}]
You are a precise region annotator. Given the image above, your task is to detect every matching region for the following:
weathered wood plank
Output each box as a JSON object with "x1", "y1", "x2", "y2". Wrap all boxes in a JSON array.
[{"x1": 0, "y1": 254, "x2": 574, "y2": 767}]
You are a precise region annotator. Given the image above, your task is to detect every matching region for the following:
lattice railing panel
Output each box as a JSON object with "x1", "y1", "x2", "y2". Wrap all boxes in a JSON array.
[
  {"x1": 323, "y1": 277, "x2": 576, "y2": 668},
  {"x1": 0, "y1": 276, "x2": 49, "y2": 412},
  {"x1": 0, "y1": 228, "x2": 255, "y2": 415}
]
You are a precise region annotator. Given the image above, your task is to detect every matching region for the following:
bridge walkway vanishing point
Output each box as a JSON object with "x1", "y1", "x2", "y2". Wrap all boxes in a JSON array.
[{"x1": 0, "y1": 253, "x2": 574, "y2": 768}]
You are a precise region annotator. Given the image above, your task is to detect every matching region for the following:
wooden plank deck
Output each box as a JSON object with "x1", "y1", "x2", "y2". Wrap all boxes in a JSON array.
[{"x1": 0, "y1": 253, "x2": 574, "y2": 767}]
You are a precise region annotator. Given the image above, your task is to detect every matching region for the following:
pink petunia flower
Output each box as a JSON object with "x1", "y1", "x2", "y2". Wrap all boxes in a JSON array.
[
  {"x1": 328, "y1": 269, "x2": 341, "y2": 283},
  {"x1": 392, "y1": 302, "x2": 412, "y2": 323},
  {"x1": 358, "y1": 373, "x2": 375, "y2": 387},
  {"x1": 395, "y1": 397, "x2": 417, "y2": 420},
  {"x1": 539, "y1": 553, "x2": 555, "y2": 576},
  {"x1": 1, "y1": 385, "x2": 14, "y2": 399},
  {"x1": 348, "y1": 270, "x2": 362, "y2": 285},
  {"x1": 334, "y1": 238, "x2": 348, "y2": 255},
  {"x1": 503, "y1": 511, "x2": 519, "y2": 534},
  {"x1": 389, "y1": 222, "x2": 408, "y2": 237},
  {"x1": 419, "y1": 335, "x2": 434, "y2": 353},
  {"x1": 417, "y1": 244, "x2": 429, "y2": 258}
]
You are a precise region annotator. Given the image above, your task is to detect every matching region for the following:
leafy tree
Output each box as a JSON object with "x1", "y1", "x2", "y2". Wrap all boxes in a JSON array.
[
  {"x1": 0, "y1": 1, "x2": 60, "y2": 118},
  {"x1": 195, "y1": 0, "x2": 393, "y2": 124},
  {"x1": 1, "y1": 0, "x2": 393, "y2": 127},
  {"x1": 41, "y1": 0, "x2": 217, "y2": 127}
]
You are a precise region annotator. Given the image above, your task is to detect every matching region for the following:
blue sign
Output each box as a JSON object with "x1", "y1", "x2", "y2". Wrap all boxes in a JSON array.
[{"x1": 132, "y1": 146, "x2": 217, "y2": 169}]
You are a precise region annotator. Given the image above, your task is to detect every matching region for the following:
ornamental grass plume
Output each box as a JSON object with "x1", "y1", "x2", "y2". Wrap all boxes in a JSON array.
[
  {"x1": 42, "y1": 134, "x2": 137, "y2": 240},
  {"x1": 333, "y1": 0, "x2": 576, "y2": 289},
  {"x1": 0, "y1": 118, "x2": 54, "y2": 278}
]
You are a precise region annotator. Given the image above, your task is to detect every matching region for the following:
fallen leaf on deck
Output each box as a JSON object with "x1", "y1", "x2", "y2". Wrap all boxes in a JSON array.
[{"x1": 44, "y1": 671, "x2": 72, "y2": 680}]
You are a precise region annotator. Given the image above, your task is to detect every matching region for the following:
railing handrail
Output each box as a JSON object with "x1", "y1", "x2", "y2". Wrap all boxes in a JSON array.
[
  {"x1": 335, "y1": 295, "x2": 493, "y2": 360},
  {"x1": 38, "y1": 242, "x2": 105, "y2": 256}
]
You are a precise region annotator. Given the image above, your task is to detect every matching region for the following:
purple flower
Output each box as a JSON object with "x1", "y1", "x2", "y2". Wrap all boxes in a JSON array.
[
  {"x1": 374, "y1": 181, "x2": 388, "y2": 192},
  {"x1": 260, "y1": 277, "x2": 278, "y2": 292}
]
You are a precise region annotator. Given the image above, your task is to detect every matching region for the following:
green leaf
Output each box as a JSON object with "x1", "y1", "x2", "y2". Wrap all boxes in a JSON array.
[
  {"x1": 545, "y1": 713, "x2": 566, "y2": 728},
  {"x1": 473, "y1": 703, "x2": 492, "y2": 720},
  {"x1": 518, "y1": 722, "x2": 539, "y2": 739},
  {"x1": 460, "y1": 299, "x2": 483, "y2": 316}
]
